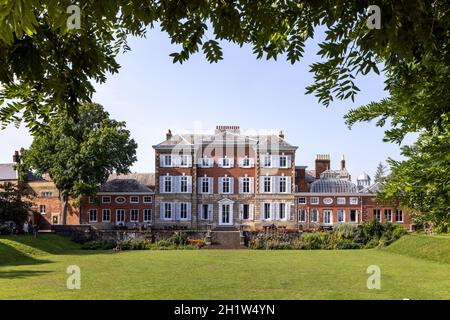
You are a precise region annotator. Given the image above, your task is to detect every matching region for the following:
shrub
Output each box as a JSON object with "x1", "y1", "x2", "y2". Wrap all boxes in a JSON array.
[
  {"x1": 168, "y1": 231, "x2": 189, "y2": 246},
  {"x1": 81, "y1": 239, "x2": 117, "y2": 250},
  {"x1": 334, "y1": 239, "x2": 362, "y2": 250},
  {"x1": 189, "y1": 239, "x2": 207, "y2": 248},
  {"x1": 0, "y1": 224, "x2": 11, "y2": 235}
]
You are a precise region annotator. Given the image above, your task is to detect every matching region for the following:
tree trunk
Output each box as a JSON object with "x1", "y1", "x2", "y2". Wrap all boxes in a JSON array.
[{"x1": 61, "y1": 195, "x2": 68, "y2": 225}]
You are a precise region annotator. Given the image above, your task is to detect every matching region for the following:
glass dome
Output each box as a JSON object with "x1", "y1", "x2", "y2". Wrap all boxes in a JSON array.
[{"x1": 310, "y1": 178, "x2": 358, "y2": 193}]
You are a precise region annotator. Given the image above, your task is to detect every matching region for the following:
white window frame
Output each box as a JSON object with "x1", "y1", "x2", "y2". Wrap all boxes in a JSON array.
[
  {"x1": 179, "y1": 155, "x2": 190, "y2": 167},
  {"x1": 349, "y1": 209, "x2": 358, "y2": 223},
  {"x1": 323, "y1": 210, "x2": 333, "y2": 225},
  {"x1": 350, "y1": 197, "x2": 359, "y2": 205},
  {"x1": 263, "y1": 177, "x2": 272, "y2": 193},
  {"x1": 180, "y1": 176, "x2": 188, "y2": 193},
  {"x1": 89, "y1": 209, "x2": 97, "y2": 222},
  {"x1": 143, "y1": 196, "x2": 153, "y2": 204},
  {"x1": 310, "y1": 209, "x2": 318, "y2": 222},
  {"x1": 279, "y1": 177, "x2": 288, "y2": 193},
  {"x1": 161, "y1": 154, "x2": 173, "y2": 167},
  {"x1": 102, "y1": 196, "x2": 111, "y2": 204},
  {"x1": 102, "y1": 209, "x2": 111, "y2": 222},
  {"x1": 241, "y1": 177, "x2": 251, "y2": 194},
  {"x1": 143, "y1": 209, "x2": 152, "y2": 222},
  {"x1": 279, "y1": 155, "x2": 288, "y2": 168},
  {"x1": 164, "y1": 176, "x2": 172, "y2": 193},
  {"x1": 116, "y1": 209, "x2": 125, "y2": 225},
  {"x1": 179, "y1": 202, "x2": 189, "y2": 221},
  {"x1": 310, "y1": 197, "x2": 319, "y2": 205},
  {"x1": 130, "y1": 196, "x2": 139, "y2": 204},
  {"x1": 337, "y1": 197, "x2": 346, "y2": 205},
  {"x1": 39, "y1": 205, "x2": 46, "y2": 215},
  {"x1": 396, "y1": 210, "x2": 404, "y2": 223},
  {"x1": 164, "y1": 203, "x2": 173, "y2": 220},
  {"x1": 384, "y1": 209, "x2": 392, "y2": 223},
  {"x1": 115, "y1": 196, "x2": 126, "y2": 204},
  {"x1": 220, "y1": 157, "x2": 233, "y2": 168},
  {"x1": 200, "y1": 177, "x2": 211, "y2": 194},
  {"x1": 298, "y1": 197, "x2": 307, "y2": 205},
  {"x1": 199, "y1": 158, "x2": 213, "y2": 168},
  {"x1": 130, "y1": 209, "x2": 139, "y2": 222},
  {"x1": 279, "y1": 203, "x2": 286, "y2": 220},
  {"x1": 298, "y1": 209, "x2": 306, "y2": 222},
  {"x1": 262, "y1": 155, "x2": 272, "y2": 168},
  {"x1": 337, "y1": 209, "x2": 345, "y2": 223},
  {"x1": 373, "y1": 209, "x2": 381, "y2": 221},
  {"x1": 263, "y1": 203, "x2": 272, "y2": 220},
  {"x1": 221, "y1": 177, "x2": 232, "y2": 194},
  {"x1": 200, "y1": 204, "x2": 210, "y2": 221}
]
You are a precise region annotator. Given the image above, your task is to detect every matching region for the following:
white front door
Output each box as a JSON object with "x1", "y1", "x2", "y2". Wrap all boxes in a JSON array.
[
  {"x1": 219, "y1": 204, "x2": 233, "y2": 226},
  {"x1": 116, "y1": 209, "x2": 125, "y2": 225}
]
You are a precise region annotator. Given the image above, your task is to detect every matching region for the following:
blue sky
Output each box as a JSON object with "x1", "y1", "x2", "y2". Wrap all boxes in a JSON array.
[{"x1": 0, "y1": 27, "x2": 416, "y2": 179}]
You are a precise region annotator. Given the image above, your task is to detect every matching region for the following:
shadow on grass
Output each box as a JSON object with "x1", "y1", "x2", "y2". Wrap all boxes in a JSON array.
[
  {"x1": 0, "y1": 270, "x2": 53, "y2": 279},
  {"x1": 0, "y1": 234, "x2": 113, "y2": 257},
  {"x1": 0, "y1": 242, "x2": 54, "y2": 267}
]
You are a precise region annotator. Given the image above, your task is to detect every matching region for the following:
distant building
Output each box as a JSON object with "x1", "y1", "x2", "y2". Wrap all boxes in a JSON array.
[{"x1": 1, "y1": 127, "x2": 411, "y2": 230}]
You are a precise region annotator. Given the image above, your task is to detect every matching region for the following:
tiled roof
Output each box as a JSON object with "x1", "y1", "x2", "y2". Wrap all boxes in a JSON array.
[
  {"x1": 107, "y1": 173, "x2": 155, "y2": 187},
  {"x1": 100, "y1": 178, "x2": 153, "y2": 193},
  {"x1": 0, "y1": 163, "x2": 17, "y2": 181},
  {"x1": 154, "y1": 131, "x2": 297, "y2": 150}
]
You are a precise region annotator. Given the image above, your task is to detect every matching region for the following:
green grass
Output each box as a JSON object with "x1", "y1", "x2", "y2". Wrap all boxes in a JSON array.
[
  {"x1": 385, "y1": 233, "x2": 450, "y2": 264},
  {"x1": 0, "y1": 234, "x2": 449, "y2": 300}
]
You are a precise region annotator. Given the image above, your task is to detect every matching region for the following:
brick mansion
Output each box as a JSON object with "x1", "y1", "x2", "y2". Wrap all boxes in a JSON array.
[{"x1": 0, "y1": 126, "x2": 411, "y2": 231}]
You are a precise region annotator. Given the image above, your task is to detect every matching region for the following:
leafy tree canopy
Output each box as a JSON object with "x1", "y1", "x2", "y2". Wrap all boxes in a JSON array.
[
  {"x1": 0, "y1": 1, "x2": 448, "y2": 134},
  {"x1": 19, "y1": 103, "x2": 137, "y2": 224},
  {"x1": 0, "y1": 182, "x2": 33, "y2": 225}
]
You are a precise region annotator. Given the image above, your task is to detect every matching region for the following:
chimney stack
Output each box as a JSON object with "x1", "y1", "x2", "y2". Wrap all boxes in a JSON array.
[
  {"x1": 315, "y1": 154, "x2": 330, "y2": 179},
  {"x1": 12, "y1": 150, "x2": 20, "y2": 163},
  {"x1": 340, "y1": 155, "x2": 346, "y2": 170},
  {"x1": 166, "y1": 129, "x2": 173, "y2": 141}
]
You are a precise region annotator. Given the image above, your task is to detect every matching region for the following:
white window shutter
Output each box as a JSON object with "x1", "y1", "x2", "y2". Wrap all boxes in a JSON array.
[
  {"x1": 230, "y1": 178, "x2": 234, "y2": 194},
  {"x1": 271, "y1": 155, "x2": 278, "y2": 168},
  {"x1": 260, "y1": 203, "x2": 265, "y2": 221},
  {"x1": 208, "y1": 204, "x2": 213, "y2": 221},
  {"x1": 187, "y1": 176, "x2": 192, "y2": 193},
  {"x1": 239, "y1": 204, "x2": 243, "y2": 220},
  {"x1": 187, "y1": 156, "x2": 192, "y2": 167},
  {"x1": 249, "y1": 204, "x2": 254, "y2": 220},
  {"x1": 238, "y1": 178, "x2": 243, "y2": 194},
  {"x1": 249, "y1": 178, "x2": 254, "y2": 194},
  {"x1": 286, "y1": 176, "x2": 292, "y2": 193},
  {"x1": 160, "y1": 203, "x2": 165, "y2": 219},
  {"x1": 273, "y1": 203, "x2": 278, "y2": 220},
  {"x1": 249, "y1": 158, "x2": 254, "y2": 168},
  {"x1": 259, "y1": 177, "x2": 264, "y2": 193},
  {"x1": 218, "y1": 158, "x2": 223, "y2": 168},
  {"x1": 286, "y1": 156, "x2": 292, "y2": 168},
  {"x1": 286, "y1": 204, "x2": 291, "y2": 221},
  {"x1": 238, "y1": 158, "x2": 243, "y2": 168},
  {"x1": 174, "y1": 202, "x2": 180, "y2": 220},
  {"x1": 273, "y1": 177, "x2": 278, "y2": 194},
  {"x1": 209, "y1": 177, "x2": 214, "y2": 194},
  {"x1": 197, "y1": 204, "x2": 202, "y2": 219},
  {"x1": 160, "y1": 155, "x2": 165, "y2": 167},
  {"x1": 187, "y1": 203, "x2": 192, "y2": 220},
  {"x1": 198, "y1": 178, "x2": 202, "y2": 194},
  {"x1": 230, "y1": 158, "x2": 234, "y2": 168},
  {"x1": 218, "y1": 178, "x2": 223, "y2": 194},
  {"x1": 159, "y1": 176, "x2": 164, "y2": 193}
]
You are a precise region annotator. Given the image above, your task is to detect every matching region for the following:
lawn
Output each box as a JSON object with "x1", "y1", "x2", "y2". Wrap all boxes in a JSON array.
[{"x1": 0, "y1": 234, "x2": 449, "y2": 300}]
